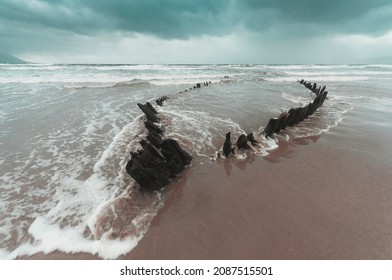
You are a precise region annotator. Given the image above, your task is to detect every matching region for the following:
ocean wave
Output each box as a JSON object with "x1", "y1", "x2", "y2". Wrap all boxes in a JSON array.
[
  {"x1": 63, "y1": 79, "x2": 152, "y2": 89},
  {"x1": 286, "y1": 95, "x2": 353, "y2": 139},
  {"x1": 363, "y1": 64, "x2": 392, "y2": 69},
  {"x1": 0, "y1": 75, "x2": 131, "y2": 85},
  {"x1": 1, "y1": 114, "x2": 165, "y2": 260},
  {"x1": 0, "y1": 70, "x2": 225, "y2": 88},
  {"x1": 282, "y1": 92, "x2": 313, "y2": 106},
  {"x1": 282, "y1": 70, "x2": 392, "y2": 76},
  {"x1": 264, "y1": 76, "x2": 369, "y2": 82}
]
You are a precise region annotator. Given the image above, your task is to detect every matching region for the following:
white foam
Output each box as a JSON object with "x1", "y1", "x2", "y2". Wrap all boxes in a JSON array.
[
  {"x1": 159, "y1": 107, "x2": 244, "y2": 159},
  {"x1": 0, "y1": 74, "x2": 133, "y2": 85},
  {"x1": 265, "y1": 76, "x2": 369, "y2": 82},
  {"x1": 4, "y1": 216, "x2": 142, "y2": 260},
  {"x1": 364, "y1": 64, "x2": 392, "y2": 69},
  {"x1": 234, "y1": 153, "x2": 248, "y2": 160},
  {"x1": 2, "y1": 113, "x2": 164, "y2": 259},
  {"x1": 282, "y1": 92, "x2": 313, "y2": 106},
  {"x1": 0, "y1": 64, "x2": 225, "y2": 88},
  {"x1": 251, "y1": 133, "x2": 279, "y2": 156},
  {"x1": 150, "y1": 77, "x2": 222, "y2": 86},
  {"x1": 93, "y1": 116, "x2": 142, "y2": 173},
  {"x1": 283, "y1": 70, "x2": 392, "y2": 76},
  {"x1": 284, "y1": 96, "x2": 353, "y2": 139},
  {"x1": 0, "y1": 85, "x2": 164, "y2": 259},
  {"x1": 0, "y1": 249, "x2": 10, "y2": 260}
]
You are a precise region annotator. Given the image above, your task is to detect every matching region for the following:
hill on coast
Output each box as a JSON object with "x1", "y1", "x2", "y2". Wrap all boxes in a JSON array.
[{"x1": 0, "y1": 53, "x2": 28, "y2": 64}]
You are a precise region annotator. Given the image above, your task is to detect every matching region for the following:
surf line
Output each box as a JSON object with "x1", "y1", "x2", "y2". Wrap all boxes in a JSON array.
[
  {"x1": 220, "y1": 80, "x2": 329, "y2": 158},
  {"x1": 176, "y1": 76, "x2": 230, "y2": 95}
]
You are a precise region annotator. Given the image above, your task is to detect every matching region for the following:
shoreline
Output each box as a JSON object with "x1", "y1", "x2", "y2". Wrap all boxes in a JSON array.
[{"x1": 18, "y1": 108, "x2": 392, "y2": 260}]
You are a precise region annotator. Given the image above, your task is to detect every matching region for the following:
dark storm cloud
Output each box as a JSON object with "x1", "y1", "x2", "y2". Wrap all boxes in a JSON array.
[
  {"x1": 238, "y1": 0, "x2": 392, "y2": 35},
  {"x1": 1, "y1": 0, "x2": 391, "y2": 39},
  {"x1": 1, "y1": 0, "x2": 391, "y2": 63},
  {"x1": 0, "y1": 0, "x2": 232, "y2": 39},
  {"x1": 86, "y1": 0, "x2": 232, "y2": 38}
]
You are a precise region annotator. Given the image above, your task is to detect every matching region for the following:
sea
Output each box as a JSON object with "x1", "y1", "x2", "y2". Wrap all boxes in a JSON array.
[{"x1": 1, "y1": 64, "x2": 391, "y2": 259}]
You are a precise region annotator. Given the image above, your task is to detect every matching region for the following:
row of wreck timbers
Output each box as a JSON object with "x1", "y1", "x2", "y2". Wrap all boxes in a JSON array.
[{"x1": 126, "y1": 79, "x2": 328, "y2": 191}]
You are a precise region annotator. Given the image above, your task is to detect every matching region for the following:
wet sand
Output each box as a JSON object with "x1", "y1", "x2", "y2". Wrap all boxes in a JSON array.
[{"x1": 20, "y1": 109, "x2": 392, "y2": 259}]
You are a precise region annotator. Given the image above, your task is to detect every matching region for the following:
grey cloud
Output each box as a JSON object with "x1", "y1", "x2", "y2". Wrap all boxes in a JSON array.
[
  {"x1": 1, "y1": 0, "x2": 391, "y2": 40},
  {"x1": 236, "y1": 0, "x2": 392, "y2": 36},
  {"x1": 239, "y1": 0, "x2": 390, "y2": 23},
  {"x1": 0, "y1": 0, "x2": 233, "y2": 39},
  {"x1": 87, "y1": 0, "x2": 232, "y2": 38},
  {"x1": 1, "y1": 0, "x2": 391, "y2": 63}
]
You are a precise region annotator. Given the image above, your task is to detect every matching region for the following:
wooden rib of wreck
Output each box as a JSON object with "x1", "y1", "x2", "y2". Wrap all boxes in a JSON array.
[
  {"x1": 223, "y1": 80, "x2": 329, "y2": 155},
  {"x1": 260, "y1": 89, "x2": 328, "y2": 138},
  {"x1": 126, "y1": 101, "x2": 192, "y2": 191}
]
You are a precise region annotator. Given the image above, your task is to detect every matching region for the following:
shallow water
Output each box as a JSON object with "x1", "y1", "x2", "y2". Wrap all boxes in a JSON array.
[{"x1": 1, "y1": 64, "x2": 391, "y2": 259}]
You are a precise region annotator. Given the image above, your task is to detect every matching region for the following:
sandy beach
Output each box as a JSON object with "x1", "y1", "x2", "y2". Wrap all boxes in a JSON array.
[
  {"x1": 123, "y1": 113, "x2": 392, "y2": 259},
  {"x1": 19, "y1": 104, "x2": 392, "y2": 260}
]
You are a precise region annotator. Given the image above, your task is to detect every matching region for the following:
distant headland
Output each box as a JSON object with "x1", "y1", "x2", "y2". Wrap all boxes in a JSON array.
[{"x1": 0, "y1": 53, "x2": 28, "y2": 64}]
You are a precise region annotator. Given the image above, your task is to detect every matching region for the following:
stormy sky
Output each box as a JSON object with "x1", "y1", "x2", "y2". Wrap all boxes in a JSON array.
[{"x1": 1, "y1": 0, "x2": 391, "y2": 64}]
